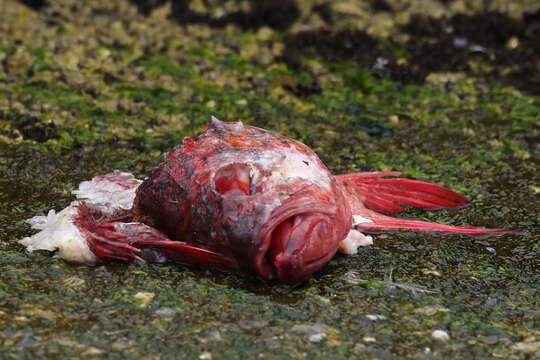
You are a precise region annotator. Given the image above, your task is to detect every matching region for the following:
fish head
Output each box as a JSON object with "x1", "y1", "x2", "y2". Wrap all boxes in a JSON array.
[{"x1": 205, "y1": 118, "x2": 352, "y2": 284}]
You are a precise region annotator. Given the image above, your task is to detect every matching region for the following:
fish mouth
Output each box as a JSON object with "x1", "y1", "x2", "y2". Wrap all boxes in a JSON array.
[{"x1": 255, "y1": 200, "x2": 339, "y2": 284}]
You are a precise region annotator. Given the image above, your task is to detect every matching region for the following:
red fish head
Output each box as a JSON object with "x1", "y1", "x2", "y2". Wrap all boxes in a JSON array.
[
  {"x1": 203, "y1": 119, "x2": 352, "y2": 284},
  {"x1": 217, "y1": 177, "x2": 352, "y2": 283},
  {"x1": 134, "y1": 118, "x2": 352, "y2": 284}
]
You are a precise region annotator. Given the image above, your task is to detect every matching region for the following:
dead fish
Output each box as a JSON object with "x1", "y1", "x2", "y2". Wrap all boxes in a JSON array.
[{"x1": 20, "y1": 117, "x2": 520, "y2": 284}]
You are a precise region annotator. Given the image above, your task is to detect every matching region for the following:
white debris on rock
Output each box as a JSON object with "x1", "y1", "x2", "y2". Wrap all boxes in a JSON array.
[
  {"x1": 20, "y1": 171, "x2": 141, "y2": 264},
  {"x1": 339, "y1": 229, "x2": 373, "y2": 255},
  {"x1": 20, "y1": 204, "x2": 97, "y2": 264}
]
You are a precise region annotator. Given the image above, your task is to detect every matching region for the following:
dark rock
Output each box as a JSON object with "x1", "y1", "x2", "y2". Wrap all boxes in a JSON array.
[
  {"x1": 13, "y1": 113, "x2": 57, "y2": 143},
  {"x1": 17, "y1": 0, "x2": 48, "y2": 10},
  {"x1": 129, "y1": 0, "x2": 168, "y2": 15}
]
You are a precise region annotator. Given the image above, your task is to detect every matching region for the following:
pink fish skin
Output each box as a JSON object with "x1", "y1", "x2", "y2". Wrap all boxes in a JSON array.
[{"x1": 72, "y1": 117, "x2": 520, "y2": 284}]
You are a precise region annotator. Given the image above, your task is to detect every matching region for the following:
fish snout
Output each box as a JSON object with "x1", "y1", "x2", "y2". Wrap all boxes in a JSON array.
[{"x1": 266, "y1": 213, "x2": 339, "y2": 284}]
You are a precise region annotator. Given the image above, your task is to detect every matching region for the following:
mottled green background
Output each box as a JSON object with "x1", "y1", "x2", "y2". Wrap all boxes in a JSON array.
[{"x1": 0, "y1": 0, "x2": 538, "y2": 359}]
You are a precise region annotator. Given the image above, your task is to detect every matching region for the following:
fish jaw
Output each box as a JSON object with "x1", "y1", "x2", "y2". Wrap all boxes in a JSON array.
[
  {"x1": 263, "y1": 212, "x2": 341, "y2": 284},
  {"x1": 251, "y1": 182, "x2": 352, "y2": 284}
]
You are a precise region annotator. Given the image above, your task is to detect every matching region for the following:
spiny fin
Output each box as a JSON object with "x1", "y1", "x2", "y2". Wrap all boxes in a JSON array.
[
  {"x1": 354, "y1": 211, "x2": 522, "y2": 237},
  {"x1": 337, "y1": 172, "x2": 521, "y2": 236}
]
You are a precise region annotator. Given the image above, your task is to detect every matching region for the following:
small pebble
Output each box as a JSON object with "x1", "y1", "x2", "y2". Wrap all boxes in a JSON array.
[
  {"x1": 422, "y1": 269, "x2": 441, "y2": 276},
  {"x1": 155, "y1": 307, "x2": 176, "y2": 318},
  {"x1": 353, "y1": 343, "x2": 367, "y2": 354},
  {"x1": 478, "y1": 335, "x2": 499, "y2": 345},
  {"x1": 199, "y1": 351, "x2": 212, "y2": 359},
  {"x1": 453, "y1": 37, "x2": 468, "y2": 48},
  {"x1": 506, "y1": 36, "x2": 519, "y2": 49},
  {"x1": 388, "y1": 115, "x2": 399, "y2": 124},
  {"x1": 511, "y1": 341, "x2": 540, "y2": 353},
  {"x1": 312, "y1": 295, "x2": 330, "y2": 305},
  {"x1": 485, "y1": 297, "x2": 498, "y2": 306},
  {"x1": 289, "y1": 323, "x2": 327, "y2": 342},
  {"x1": 81, "y1": 346, "x2": 104, "y2": 356},
  {"x1": 134, "y1": 291, "x2": 155, "y2": 307},
  {"x1": 414, "y1": 306, "x2": 450, "y2": 316},
  {"x1": 432, "y1": 329, "x2": 450, "y2": 342}
]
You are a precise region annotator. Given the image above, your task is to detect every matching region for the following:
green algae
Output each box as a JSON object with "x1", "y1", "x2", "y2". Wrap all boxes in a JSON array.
[
  {"x1": 138, "y1": 54, "x2": 195, "y2": 80},
  {"x1": 19, "y1": 82, "x2": 100, "y2": 113},
  {"x1": 28, "y1": 47, "x2": 53, "y2": 74}
]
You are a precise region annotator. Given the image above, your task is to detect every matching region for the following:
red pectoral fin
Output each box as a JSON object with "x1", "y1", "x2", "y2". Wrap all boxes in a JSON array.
[
  {"x1": 132, "y1": 238, "x2": 240, "y2": 271},
  {"x1": 76, "y1": 204, "x2": 240, "y2": 271},
  {"x1": 336, "y1": 171, "x2": 469, "y2": 213}
]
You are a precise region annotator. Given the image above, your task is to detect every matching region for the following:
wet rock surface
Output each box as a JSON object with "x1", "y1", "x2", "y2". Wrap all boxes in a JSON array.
[{"x1": 0, "y1": 0, "x2": 539, "y2": 358}]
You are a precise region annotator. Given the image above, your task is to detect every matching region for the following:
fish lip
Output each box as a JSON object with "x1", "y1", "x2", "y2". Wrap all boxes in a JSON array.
[
  {"x1": 277, "y1": 248, "x2": 338, "y2": 285},
  {"x1": 255, "y1": 198, "x2": 335, "y2": 282}
]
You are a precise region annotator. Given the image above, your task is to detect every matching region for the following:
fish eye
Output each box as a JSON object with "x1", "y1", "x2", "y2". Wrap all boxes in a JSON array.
[{"x1": 214, "y1": 163, "x2": 251, "y2": 196}]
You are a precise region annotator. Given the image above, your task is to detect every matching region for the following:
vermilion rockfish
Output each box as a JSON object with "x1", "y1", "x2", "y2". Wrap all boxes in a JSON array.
[{"x1": 21, "y1": 117, "x2": 520, "y2": 284}]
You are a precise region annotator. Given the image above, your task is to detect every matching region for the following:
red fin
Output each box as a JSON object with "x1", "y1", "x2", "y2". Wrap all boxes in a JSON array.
[
  {"x1": 355, "y1": 211, "x2": 522, "y2": 237},
  {"x1": 76, "y1": 204, "x2": 239, "y2": 271},
  {"x1": 132, "y1": 238, "x2": 240, "y2": 271},
  {"x1": 336, "y1": 172, "x2": 469, "y2": 213},
  {"x1": 76, "y1": 205, "x2": 144, "y2": 263},
  {"x1": 338, "y1": 172, "x2": 521, "y2": 237}
]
